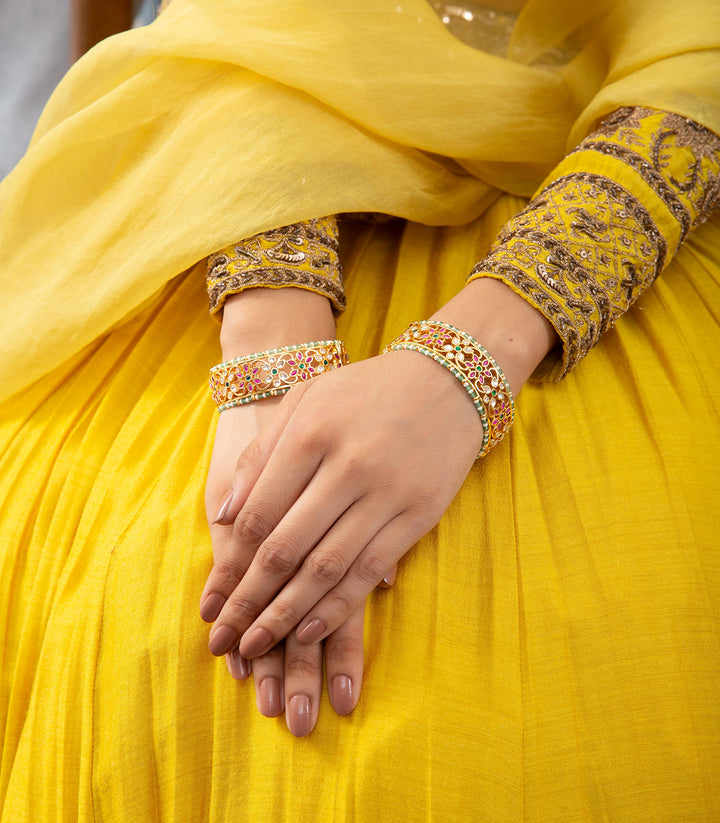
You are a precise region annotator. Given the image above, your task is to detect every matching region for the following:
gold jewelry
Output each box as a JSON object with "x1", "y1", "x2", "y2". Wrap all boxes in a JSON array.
[
  {"x1": 209, "y1": 340, "x2": 349, "y2": 411},
  {"x1": 384, "y1": 320, "x2": 514, "y2": 458}
]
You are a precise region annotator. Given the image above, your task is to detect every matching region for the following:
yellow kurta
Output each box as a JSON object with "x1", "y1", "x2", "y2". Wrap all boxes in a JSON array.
[{"x1": 1, "y1": 1, "x2": 719, "y2": 820}]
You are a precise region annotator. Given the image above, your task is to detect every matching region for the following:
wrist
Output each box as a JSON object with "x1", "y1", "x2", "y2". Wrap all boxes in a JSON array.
[
  {"x1": 220, "y1": 288, "x2": 336, "y2": 360},
  {"x1": 429, "y1": 278, "x2": 557, "y2": 395}
]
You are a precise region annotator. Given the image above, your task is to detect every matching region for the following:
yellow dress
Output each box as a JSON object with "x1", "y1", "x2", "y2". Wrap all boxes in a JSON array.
[{"x1": 1, "y1": 1, "x2": 719, "y2": 820}]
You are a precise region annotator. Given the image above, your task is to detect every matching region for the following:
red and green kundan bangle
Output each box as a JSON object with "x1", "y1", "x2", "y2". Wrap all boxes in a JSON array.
[
  {"x1": 383, "y1": 320, "x2": 514, "y2": 458},
  {"x1": 209, "y1": 340, "x2": 349, "y2": 411}
]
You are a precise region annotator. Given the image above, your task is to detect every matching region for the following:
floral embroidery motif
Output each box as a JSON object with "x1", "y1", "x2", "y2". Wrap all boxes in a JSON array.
[
  {"x1": 469, "y1": 107, "x2": 720, "y2": 380},
  {"x1": 579, "y1": 107, "x2": 720, "y2": 243},
  {"x1": 206, "y1": 215, "x2": 345, "y2": 316}
]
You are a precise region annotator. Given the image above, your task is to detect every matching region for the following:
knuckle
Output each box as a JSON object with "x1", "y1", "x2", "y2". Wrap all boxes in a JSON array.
[
  {"x1": 326, "y1": 631, "x2": 363, "y2": 661},
  {"x1": 234, "y1": 508, "x2": 272, "y2": 545},
  {"x1": 224, "y1": 595, "x2": 262, "y2": 626},
  {"x1": 326, "y1": 637, "x2": 363, "y2": 668},
  {"x1": 271, "y1": 598, "x2": 302, "y2": 627},
  {"x1": 305, "y1": 549, "x2": 347, "y2": 586},
  {"x1": 355, "y1": 552, "x2": 388, "y2": 585},
  {"x1": 285, "y1": 653, "x2": 319, "y2": 680},
  {"x1": 289, "y1": 415, "x2": 325, "y2": 455},
  {"x1": 259, "y1": 539, "x2": 301, "y2": 577},
  {"x1": 325, "y1": 589, "x2": 356, "y2": 620},
  {"x1": 210, "y1": 560, "x2": 245, "y2": 591}
]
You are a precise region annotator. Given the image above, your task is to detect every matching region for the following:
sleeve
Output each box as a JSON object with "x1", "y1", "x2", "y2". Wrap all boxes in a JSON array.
[
  {"x1": 205, "y1": 214, "x2": 345, "y2": 320},
  {"x1": 467, "y1": 106, "x2": 720, "y2": 380}
]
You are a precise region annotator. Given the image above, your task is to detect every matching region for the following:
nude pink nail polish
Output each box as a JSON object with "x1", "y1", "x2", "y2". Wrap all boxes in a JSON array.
[
  {"x1": 226, "y1": 648, "x2": 251, "y2": 680},
  {"x1": 259, "y1": 677, "x2": 282, "y2": 717},
  {"x1": 212, "y1": 489, "x2": 234, "y2": 524},
  {"x1": 331, "y1": 675, "x2": 354, "y2": 716},
  {"x1": 296, "y1": 618, "x2": 325, "y2": 645},
  {"x1": 209, "y1": 624, "x2": 239, "y2": 656},
  {"x1": 200, "y1": 592, "x2": 225, "y2": 623},
  {"x1": 288, "y1": 695, "x2": 311, "y2": 737}
]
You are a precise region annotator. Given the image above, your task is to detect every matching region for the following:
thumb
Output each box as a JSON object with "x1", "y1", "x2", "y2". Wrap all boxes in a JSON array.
[{"x1": 211, "y1": 386, "x2": 307, "y2": 526}]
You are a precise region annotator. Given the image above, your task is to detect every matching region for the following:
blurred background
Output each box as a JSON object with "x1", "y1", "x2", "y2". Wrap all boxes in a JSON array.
[{"x1": 0, "y1": 0, "x2": 161, "y2": 180}]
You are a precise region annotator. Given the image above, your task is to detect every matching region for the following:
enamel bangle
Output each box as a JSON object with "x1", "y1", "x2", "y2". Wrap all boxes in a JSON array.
[
  {"x1": 383, "y1": 320, "x2": 514, "y2": 458},
  {"x1": 209, "y1": 340, "x2": 349, "y2": 411}
]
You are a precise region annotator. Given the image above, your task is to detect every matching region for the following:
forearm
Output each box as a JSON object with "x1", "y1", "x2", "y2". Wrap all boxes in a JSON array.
[
  {"x1": 430, "y1": 278, "x2": 556, "y2": 396},
  {"x1": 219, "y1": 288, "x2": 336, "y2": 360}
]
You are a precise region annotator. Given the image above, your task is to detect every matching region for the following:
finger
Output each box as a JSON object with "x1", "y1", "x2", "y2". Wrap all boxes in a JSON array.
[
  {"x1": 209, "y1": 471, "x2": 374, "y2": 657},
  {"x1": 236, "y1": 494, "x2": 393, "y2": 659},
  {"x1": 201, "y1": 426, "x2": 325, "y2": 625},
  {"x1": 211, "y1": 387, "x2": 306, "y2": 526},
  {"x1": 225, "y1": 648, "x2": 252, "y2": 681},
  {"x1": 283, "y1": 633, "x2": 323, "y2": 737},
  {"x1": 203, "y1": 402, "x2": 337, "y2": 631},
  {"x1": 295, "y1": 511, "x2": 422, "y2": 645},
  {"x1": 325, "y1": 605, "x2": 365, "y2": 716},
  {"x1": 249, "y1": 643, "x2": 285, "y2": 718},
  {"x1": 201, "y1": 396, "x2": 301, "y2": 623}
]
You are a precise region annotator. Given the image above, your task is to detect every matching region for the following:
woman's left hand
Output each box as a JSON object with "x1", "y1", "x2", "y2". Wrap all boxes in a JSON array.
[
  {"x1": 202, "y1": 348, "x2": 484, "y2": 661},
  {"x1": 204, "y1": 394, "x2": 369, "y2": 735},
  {"x1": 226, "y1": 605, "x2": 365, "y2": 736}
]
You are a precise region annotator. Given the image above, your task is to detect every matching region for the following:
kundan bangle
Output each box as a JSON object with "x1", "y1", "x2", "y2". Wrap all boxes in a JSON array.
[
  {"x1": 209, "y1": 340, "x2": 349, "y2": 411},
  {"x1": 383, "y1": 320, "x2": 514, "y2": 458}
]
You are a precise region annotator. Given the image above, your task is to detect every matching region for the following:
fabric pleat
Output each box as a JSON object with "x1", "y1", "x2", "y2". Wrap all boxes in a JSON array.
[
  {"x1": 2, "y1": 205, "x2": 719, "y2": 820},
  {"x1": 1, "y1": 1, "x2": 720, "y2": 819}
]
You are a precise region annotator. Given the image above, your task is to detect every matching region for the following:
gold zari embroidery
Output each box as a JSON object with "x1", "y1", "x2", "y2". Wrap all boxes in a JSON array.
[
  {"x1": 206, "y1": 215, "x2": 345, "y2": 317},
  {"x1": 469, "y1": 107, "x2": 720, "y2": 380}
]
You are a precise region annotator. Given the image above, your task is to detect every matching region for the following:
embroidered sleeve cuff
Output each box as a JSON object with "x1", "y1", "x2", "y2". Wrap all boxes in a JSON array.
[
  {"x1": 467, "y1": 107, "x2": 720, "y2": 381},
  {"x1": 206, "y1": 215, "x2": 346, "y2": 319}
]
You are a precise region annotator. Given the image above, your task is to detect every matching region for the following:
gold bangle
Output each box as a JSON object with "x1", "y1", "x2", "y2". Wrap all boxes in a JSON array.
[
  {"x1": 209, "y1": 340, "x2": 349, "y2": 411},
  {"x1": 383, "y1": 321, "x2": 514, "y2": 458}
]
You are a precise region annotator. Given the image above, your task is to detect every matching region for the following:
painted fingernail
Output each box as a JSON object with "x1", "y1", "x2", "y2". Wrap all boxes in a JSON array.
[
  {"x1": 330, "y1": 675, "x2": 354, "y2": 716},
  {"x1": 240, "y1": 626, "x2": 273, "y2": 658},
  {"x1": 288, "y1": 694, "x2": 311, "y2": 737},
  {"x1": 200, "y1": 592, "x2": 226, "y2": 623},
  {"x1": 208, "y1": 624, "x2": 239, "y2": 656},
  {"x1": 212, "y1": 489, "x2": 234, "y2": 524},
  {"x1": 382, "y1": 567, "x2": 397, "y2": 587},
  {"x1": 295, "y1": 618, "x2": 326, "y2": 645},
  {"x1": 259, "y1": 677, "x2": 282, "y2": 717},
  {"x1": 226, "y1": 648, "x2": 252, "y2": 680}
]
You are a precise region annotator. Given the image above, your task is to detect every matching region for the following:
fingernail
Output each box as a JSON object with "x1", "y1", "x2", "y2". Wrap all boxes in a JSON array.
[
  {"x1": 295, "y1": 618, "x2": 326, "y2": 645},
  {"x1": 208, "y1": 624, "x2": 239, "y2": 656},
  {"x1": 259, "y1": 677, "x2": 282, "y2": 717},
  {"x1": 200, "y1": 592, "x2": 226, "y2": 623},
  {"x1": 330, "y1": 675, "x2": 354, "y2": 716},
  {"x1": 212, "y1": 489, "x2": 234, "y2": 524},
  {"x1": 240, "y1": 626, "x2": 273, "y2": 658},
  {"x1": 288, "y1": 694, "x2": 311, "y2": 737},
  {"x1": 226, "y1": 648, "x2": 252, "y2": 680}
]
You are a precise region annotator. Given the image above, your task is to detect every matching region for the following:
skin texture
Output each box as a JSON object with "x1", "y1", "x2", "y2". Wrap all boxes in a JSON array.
[
  {"x1": 204, "y1": 288, "x2": 369, "y2": 735},
  {"x1": 203, "y1": 280, "x2": 556, "y2": 735}
]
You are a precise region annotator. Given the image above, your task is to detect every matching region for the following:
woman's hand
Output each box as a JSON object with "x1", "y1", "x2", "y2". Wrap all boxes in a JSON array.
[
  {"x1": 202, "y1": 348, "x2": 485, "y2": 661},
  {"x1": 201, "y1": 278, "x2": 556, "y2": 663},
  {"x1": 225, "y1": 603, "x2": 365, "y2": 736},
  {"x1": 205, "y1": 398, "x2": 366, "y2": 735}
]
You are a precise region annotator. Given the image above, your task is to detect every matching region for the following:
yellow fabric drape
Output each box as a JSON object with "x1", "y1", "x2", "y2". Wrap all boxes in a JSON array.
[
  {"x1": 1, "y1": 0, "x2": 718, "y2": 401},
  {"x1": 1, "y1": 2, "x2": 720, "y2": 820}
]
